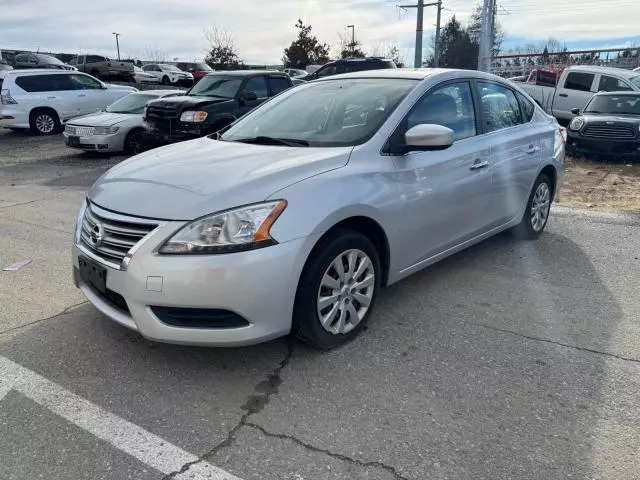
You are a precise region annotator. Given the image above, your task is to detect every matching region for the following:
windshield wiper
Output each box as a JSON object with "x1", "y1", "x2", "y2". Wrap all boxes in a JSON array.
[{"x1": 232, "y1": 136, "x2": 309, "y2": 147}]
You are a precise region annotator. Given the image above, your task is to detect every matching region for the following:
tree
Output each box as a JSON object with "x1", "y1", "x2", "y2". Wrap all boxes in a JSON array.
[
  {"x1": 336, "y1": 32, "x2": 366, "y2": 59},
  {"x1": 282, "y1": 19, "x2": 330, "y2": 68},
  {"x1": 370, "y1": 42, "x2": 406, "y2": 67},
  {"x1": 204, "y1": 26, "x2": 242, "y2": 70},
  {"x1": 426, "y1": 16, "x2": 478, "y2": 69}
]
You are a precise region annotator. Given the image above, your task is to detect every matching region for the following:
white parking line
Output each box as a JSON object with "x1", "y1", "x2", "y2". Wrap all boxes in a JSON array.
[{"x1": 0, "y1": 355, "x2": 241, "y2": 480}]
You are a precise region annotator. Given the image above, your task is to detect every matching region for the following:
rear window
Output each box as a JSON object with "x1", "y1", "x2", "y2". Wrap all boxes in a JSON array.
[
  {"x1": 15, "y1": 74, "x2": 74, "y2": 92},
  {"x1": 564, "y1": 72, "x2": 594, "y2": 92},
  {"x1": 268, "y1": 76, "x2": 291, "y2": 96}
]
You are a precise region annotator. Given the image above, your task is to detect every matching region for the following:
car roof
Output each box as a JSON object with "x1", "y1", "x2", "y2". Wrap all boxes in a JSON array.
[
  {"x1": 203, "y1": 70, "x2": 286, "y2": 77},
  {"x1": 4, "y1": 68, "x2": 77, "y2": 76},
  {"x1": 566, "y1": 65, "x2": 639, "y2": 78},
  {"x1": 316, "y1": 68, "x2": 500, "y2": 82}
]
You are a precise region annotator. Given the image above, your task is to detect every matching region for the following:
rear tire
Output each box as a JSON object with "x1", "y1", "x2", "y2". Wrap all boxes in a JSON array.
[
  {"x1": 512, "y1": 173, "x2": 552, "y2": 240},
  {"x1": 293, "y1": 229, "x2": 381, "y2": 349},
  {"x1": 29, "y1": 108, "x2": 61, "y2": 135}
]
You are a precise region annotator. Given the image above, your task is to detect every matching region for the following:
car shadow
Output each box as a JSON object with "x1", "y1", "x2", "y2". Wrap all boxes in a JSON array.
[{"x1": 0, "y1": 226, "x2": 632, "y2": 479}]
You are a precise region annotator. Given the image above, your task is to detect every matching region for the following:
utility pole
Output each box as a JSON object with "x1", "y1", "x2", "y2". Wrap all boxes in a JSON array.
[
  {"x1": 398, "y1": 1, "x2": 442, "y2": 68},
  {"x1": 346, "y1": 25, "x2": 355, "y2": 55},
  {"x1": 433, "y1": 0, "x2": 443, "y2": 67},
  {"x1": 112, "y1": 32, "x2": 121, "y2": 60},
  {"x1": 477, "y1": 0, "x2": 495, "y2": 72}
]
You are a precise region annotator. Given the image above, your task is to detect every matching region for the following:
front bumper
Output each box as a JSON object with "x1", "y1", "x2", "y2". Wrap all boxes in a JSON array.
[
  {"x1": 72, "y1": 226, "x2": 312, "y2": 346},
  {"x1": 567, "y1": 132, "x2": 640, "y2": 157},
  {"x1": 63, "y1": 131, "x2": 125, "y2": 152}
]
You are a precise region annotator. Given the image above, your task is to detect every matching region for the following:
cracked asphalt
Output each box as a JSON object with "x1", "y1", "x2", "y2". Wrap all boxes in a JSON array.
[{"x1": 1, "y1": 128, "x2": 640, "y2": 480}]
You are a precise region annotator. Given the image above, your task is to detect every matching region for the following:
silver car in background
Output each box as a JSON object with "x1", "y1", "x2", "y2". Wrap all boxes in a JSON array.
[
  {"x1": 72, "y1": 69, "x2": 565, "y2": 348},
  {"x1": 63, "y1": 90, "x2": 182, "y2": 153}
]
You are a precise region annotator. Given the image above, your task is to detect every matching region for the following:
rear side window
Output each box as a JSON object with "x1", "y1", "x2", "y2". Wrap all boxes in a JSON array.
[
  {"x1": 268, "y1": 76, "x2": 290, "y2": 96},
  {"x1": 68, "y1": 57, "x2": 78, "y2": 65},
  {"x1": 564, "y1": 72, "x2": 594, "y2": 92},
  {"x1": 15, "y1": 74, "x2": 74, "y2": 92},
  {"x1": 478, "y1": 81, "x2": 523, "y2": 132},
  {"x1": 516, "y1": 91, "x2": 535, "y2": 122}
]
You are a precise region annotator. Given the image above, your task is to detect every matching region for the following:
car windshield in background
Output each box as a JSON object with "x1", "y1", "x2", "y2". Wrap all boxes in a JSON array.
[
  {"x1": 188, "y1": 76, "x2": 243, "y2": 98},
  {"x1": 221, "y1": 78, "x2": 418, "y2": 148},
  {"x1": 585, "y1": 95, "x2": 640, "y2": 115},
  {"x1": 106, "y1": 94, "x2": 159, "y2": 114},
  {"x1": 37, "y1": 55, "x2": 64, "y2": 65},
  {"x1": 193, "y1": 63, "x2": 212, "y2": 71},
  {"x1": 630, "y1": 76, "x2": 640, "y2": 88}
]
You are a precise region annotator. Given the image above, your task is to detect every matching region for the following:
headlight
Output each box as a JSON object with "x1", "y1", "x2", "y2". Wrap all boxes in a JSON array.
[
  {"x1": 180, "y1": 111, "x2": 208, "y2": 123},
  {"x1": 74, "y1": 201, "x2": 87, "y2": 244},
  {"x1": 159, "y1": 200, "x2": 287, "y2": 254},
  {"x1": 569, "y1": 117, "x2": 584, "y2": 131},
  {"x1": 93, "y1": 126, "x2": 119, "y2": 135}
]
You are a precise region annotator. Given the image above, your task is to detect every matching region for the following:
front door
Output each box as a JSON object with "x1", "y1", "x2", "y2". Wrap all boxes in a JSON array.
[
  {"x1": 236, "y1": 76, "x2": 268, "y2": 117},
  {"x1": 552, "y1": 71, "x2": 596, "y2": 120},
  {"x1": 69, "y1": 74, "x2": 108, "y2": 115},
  {"x1": 390, "y1": 81, "x2": 494, "y2": 270}
]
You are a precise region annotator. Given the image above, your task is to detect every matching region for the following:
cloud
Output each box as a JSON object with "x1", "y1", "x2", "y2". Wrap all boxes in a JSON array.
[{"x1": 0, "y1": 0, "x2": 638, "y2": 64}]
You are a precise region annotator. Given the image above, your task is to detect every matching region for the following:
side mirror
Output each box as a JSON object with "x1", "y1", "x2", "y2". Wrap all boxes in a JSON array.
[
  {"x1": 241, "y1": 91, "x2": 257, "y2": 102},
  {"x1": 570, "y1": 108, "x2": 581, "y2": 115},
  {"x1": 404, "y1": 124, "x2": 454, "y2": 152}
]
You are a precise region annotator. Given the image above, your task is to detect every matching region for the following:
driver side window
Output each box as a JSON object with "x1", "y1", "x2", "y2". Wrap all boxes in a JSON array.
[
  {"x1": 407, "y1": 82, "x2": 477, "y2": 141},
  {"x1": 242, "y1": 76, "x2": 268, "y2": 99},
  {"x1": 69, "y1": 74, "x2": 102, "y2": 90}
]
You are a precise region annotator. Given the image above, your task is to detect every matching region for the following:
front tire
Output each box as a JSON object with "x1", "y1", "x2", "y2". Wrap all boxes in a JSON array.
[
  {"x1": 124, "y1": 129, "x2": 146, "y2": 154},
  {"x1": 512, "y1": 173, "x2": 552, "y2": 240},
  {"x1": 293, "y1": 230, "x2": 381, "y2": 349},
  {"x1": 161, "y1": 75, "x2": 170, "y2": 85},
  {"x1": 29, "y1": 108, "x2": 61, "y2": 135}
]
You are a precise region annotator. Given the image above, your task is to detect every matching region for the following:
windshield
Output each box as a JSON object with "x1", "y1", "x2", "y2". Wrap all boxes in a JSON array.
[
  {"x1": 188, "y1": 75, "x2": 243, "y2": 98},
  {"x1": 38, "y1": 55, "x2": 64, "y2": 65},
  {"x1": 106, "y1": 93, "x2": 160, "y2": 114},
  {"x1": 585, "y1": 95, "x2": 640, "y2": 115},
  {"x1": 630, "y1": 76, "x2": 640, "y2": 89},
  {"x1": 221, "y1": 78, "x2": 417, "y2": 147}
]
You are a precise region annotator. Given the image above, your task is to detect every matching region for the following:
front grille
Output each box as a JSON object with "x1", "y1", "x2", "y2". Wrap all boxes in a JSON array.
[
  {"x1": 583, "y1": 124, "x2": 636, "y2": 139},
  {"x1": 66, "y1": 125, "x2": 95, "y2": 136},
  {"x1": 146, "y1": 105, "x2": 179, "y2": 120},
  {"x1": 80, "y1": 204, "x2": 158, "y2": 267}
]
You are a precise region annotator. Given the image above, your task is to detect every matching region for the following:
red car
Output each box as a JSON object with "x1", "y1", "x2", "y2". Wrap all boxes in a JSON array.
[{"x1": 175, "y1": 62, "x2": 213, "y2": 83}]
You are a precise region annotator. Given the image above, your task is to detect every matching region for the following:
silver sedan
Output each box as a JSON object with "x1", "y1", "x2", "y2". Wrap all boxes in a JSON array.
[
  {"x1": 63, "y1": 90, "x2": 182, "y2": 154},
  {"x1": 72, "y1": 69, "x2": 565, "y2": 348}
]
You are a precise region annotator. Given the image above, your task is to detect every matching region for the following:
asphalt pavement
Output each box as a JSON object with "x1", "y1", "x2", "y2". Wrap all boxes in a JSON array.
[{"x1": 1, "y1": 128, "x2": 639, "y2": 480}]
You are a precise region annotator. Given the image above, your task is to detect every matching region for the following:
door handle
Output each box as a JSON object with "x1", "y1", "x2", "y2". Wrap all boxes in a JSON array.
[
  {"x1": 526, "y1": 145, "x2": 540, "y2": 155},
  {"x1": 46, "y1": 96, "x2": 56, "y2": 99},
  {"x1": 469, "y1": 159, "x2": 489, "y2": 171},
  {"x1": 78, "y1": 94, "x2": 87, "y2": 97},
  {"x1": 558, "y1": 93, "x2": 568, "y2": 97}
]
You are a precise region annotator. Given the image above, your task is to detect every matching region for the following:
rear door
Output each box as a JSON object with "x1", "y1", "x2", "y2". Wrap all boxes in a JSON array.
[
  {"x1": 478, "y1": 81, "x2": 545, "y2": 223},
  {"x1": 552, "y1": 71, "x2": 596, "y2": 120}
]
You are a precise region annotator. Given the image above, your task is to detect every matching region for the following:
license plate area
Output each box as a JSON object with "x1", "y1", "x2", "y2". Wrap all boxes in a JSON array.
[{"x1": 78, "y1": 256, "x2": 107, "y2": 293}]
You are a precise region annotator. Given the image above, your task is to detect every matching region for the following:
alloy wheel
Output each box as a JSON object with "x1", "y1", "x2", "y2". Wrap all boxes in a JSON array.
[
  {"x1": 531, "y1": 182, "x2": 550, "y2": 232},
  {"x1": 36, "y1": 114, "x2": 55, "y2": 134},
  {"x1": 316, "y1": 249, "x2": 375, "y2": 335}
]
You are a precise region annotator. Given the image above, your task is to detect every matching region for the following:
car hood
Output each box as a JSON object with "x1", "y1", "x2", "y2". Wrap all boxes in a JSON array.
[
  {"x1": 581, "y1": 113, "x2": 640, "y2": 124},
  {"x1": 149, "y1": 95, "x2": 229, "y2": 109},
  {"x1": 89, "y1": 137, "x2": 352, "y2": 220},
  {"x1": 105, "y1": 83, "x2": 138, "y2": 92},
  {"x1": 68, "y1": 112, "x2": 139, "y2": 127}
]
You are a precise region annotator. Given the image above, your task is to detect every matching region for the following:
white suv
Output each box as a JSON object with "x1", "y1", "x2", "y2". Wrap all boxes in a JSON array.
[
  {"x1": 0, "y1": 69, "x2": 137, "y2": 135},
  {"x1": 141, "y1": 64, "x2": 193, "y2": 86}
]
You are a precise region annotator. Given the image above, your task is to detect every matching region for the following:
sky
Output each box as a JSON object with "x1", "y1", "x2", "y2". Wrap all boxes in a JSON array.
[{"x1": 0, "y1": 0, "x2": 639, "y2": 65}]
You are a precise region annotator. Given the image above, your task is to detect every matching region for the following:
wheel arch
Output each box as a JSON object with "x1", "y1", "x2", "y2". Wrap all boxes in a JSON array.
[{"x1": 539, "y1": 163, "x2": 558, "y2": 200}]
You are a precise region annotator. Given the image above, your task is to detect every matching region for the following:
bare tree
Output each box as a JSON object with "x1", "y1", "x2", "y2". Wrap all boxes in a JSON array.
[
  {"x1": 370, "y1": 41, "x2": 406, "y2": 67},
  {"x1": 143, "y1": 45, "x2": 168, "y2": 63},
  {"x1": 334, "y1": 31, "x2": 365, "y2": 59},
  {"x1": 204, "y1": 26, "x2": 242, "y2": 69}
]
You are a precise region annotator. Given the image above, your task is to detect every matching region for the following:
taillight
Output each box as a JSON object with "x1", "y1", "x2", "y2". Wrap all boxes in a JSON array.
[{"x1": 1, "y1": 89, "x2": 17, "y2": 105}]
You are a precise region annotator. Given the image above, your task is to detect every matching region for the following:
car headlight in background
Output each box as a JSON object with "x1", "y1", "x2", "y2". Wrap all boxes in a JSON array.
[
  {"x1": 159, "y1": 200, "x2": 287, "y2": 254},
  {"x1": 93, "y1": 126, "x2": 120, "y2": 135},
  {"x1": 569, "y1": 117, "x2": 584, "y2": 131},
  {"x1": 180, "y1": 111, "x2": 208, "y2": 123}
]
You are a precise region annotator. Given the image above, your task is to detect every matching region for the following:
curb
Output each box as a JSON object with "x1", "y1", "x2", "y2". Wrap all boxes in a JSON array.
[{"x1": 552, "y1": 205, "x2": 640, "y2": 226}]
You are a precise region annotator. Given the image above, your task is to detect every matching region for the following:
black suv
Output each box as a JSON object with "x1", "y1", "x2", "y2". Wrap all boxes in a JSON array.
[
  {"x1": 144, "y1": 71, "x2": 293, "y2": 144},
  {"x1": 305, "y1": 57, "x2": 396, "y2": 81}
]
